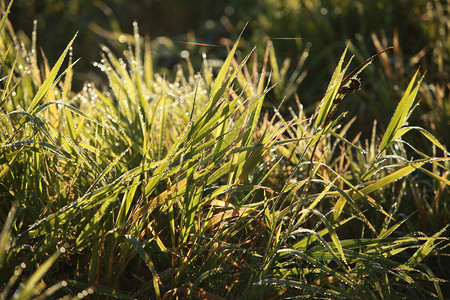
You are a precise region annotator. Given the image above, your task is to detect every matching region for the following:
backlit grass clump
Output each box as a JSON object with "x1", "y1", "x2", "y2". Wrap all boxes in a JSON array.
[{"x1": 0, "y1": 1, "x2": 449, "y2": 299}]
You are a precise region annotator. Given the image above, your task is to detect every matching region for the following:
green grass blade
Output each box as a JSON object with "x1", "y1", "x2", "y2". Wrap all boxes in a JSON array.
[
  {"x1": 277, "y1": 248, "x2": 354, "y2": 286},
  {"x1": 298, "y1": 179, "x2": 336, "y2": 224},
  {"x1": 0, "y1": 201, "x2": 18, "y2": 267},
  {"x1": 255, "y1": 278, "x2": 343, "y2": 297},
  {"x1": 314, "y1": 45, "x2": 349, "y2": 129},
  {"x1": 209, "y1": 38, "x2": 240, "y2": 106},
  {"x1": 191, "y1": 268, "x2": 223, "y2": 290},
  {"x1": 416, "y1": 127, "x2": 448, "y2": 153},
  {"x1": 418, "y1": 263, "x2": 445, "y2": 300},
  {"x1": 85, "y1": 146, "x2": 131, "y2": 194},
  {"x1": 379, "y1": 69, "x2": 423, "y2": 153},
  {"x1": 125, "y1": 235, "x2": 161, "y2": 299},
  {"x1": 117, "y1": 177, "x2": 139, "y2": 226},
  {"x1": 25, "y1": 33, "x2": 77, "y2": 117},
  {"x1": 158, "y1": 88, "x2": 167, "y2": 161},
  {"x1": 290, "y1": 215, "x2": 356, "y2": 250},
  {"x1": 15, "y1": 251, "x2": 60, "y2": 300},
  {"x1": 33, "y1": 100, "x2": 95, "y2": 122},
  {"x1": 420, "y1": 166, "x2": 450, "y2": 186},
  {"x1": 0, "y1": 0, "x2": 13, "y2": 34},
  {"x1": 360, "y1": 162, "x2": 424, "y2": 194},
  {"x1": 405, "y1": 225, "x2": 448, "y2": 268},
  {"x1": 0, "y1": 53, "x2": 17, "y2": 108},
  {"x1": 65, "y1": 280, "x2": 136, "y2": 300},
  {"x1": 144, "y1": 37, "x2": 153, "y2": 88}
]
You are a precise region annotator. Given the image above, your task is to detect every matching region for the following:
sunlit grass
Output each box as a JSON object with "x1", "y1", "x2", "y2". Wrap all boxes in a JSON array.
[{"x1": 1, "y1": 2, "x2": 449, "y2": 299}]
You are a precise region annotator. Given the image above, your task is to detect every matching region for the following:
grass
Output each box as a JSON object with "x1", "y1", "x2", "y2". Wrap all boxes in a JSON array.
[{"x1": 1, "y1": 1, "x2": 449, "y2": 299}]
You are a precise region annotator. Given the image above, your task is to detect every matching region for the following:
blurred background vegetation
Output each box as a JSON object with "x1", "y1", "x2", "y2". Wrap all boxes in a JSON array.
[
  {"x1": 8, "y1": 0, "x2": 448, "y2": 142},
  {"x1": 8, "y1": 1, "x2": 447, "y2": 82}
]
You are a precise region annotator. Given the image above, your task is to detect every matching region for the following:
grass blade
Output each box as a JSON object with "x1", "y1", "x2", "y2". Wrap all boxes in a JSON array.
[
  {"x1": 314, "y1": 45, "x2": 349, "y2": 129},
  {"x1": 15, "y1": 251, "x2": 60, "y2": 300},
  {"x1": 25, "y1": 33, "x2": 77, "y2": 118},
  {"x1": 405, "y1": 225, "x2": 448, "y2": 268},
  {"x1": 379, "y1": 69, "x2": 423, "y2": 153}
]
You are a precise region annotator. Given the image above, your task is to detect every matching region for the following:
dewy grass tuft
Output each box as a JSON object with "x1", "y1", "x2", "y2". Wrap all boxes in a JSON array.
[{"x1": 0, "y1": 4, "x2": 448, "y2": 299}]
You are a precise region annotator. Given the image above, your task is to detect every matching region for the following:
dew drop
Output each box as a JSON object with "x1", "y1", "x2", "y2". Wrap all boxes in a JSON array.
[{"x1": 118, "y1": 35, "x2": 127, "y2": 43}]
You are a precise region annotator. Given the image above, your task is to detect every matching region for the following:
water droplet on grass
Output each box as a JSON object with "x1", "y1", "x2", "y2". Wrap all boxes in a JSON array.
[{"x1": 118, "y1": 35, "x2": 127, "y2": 43}]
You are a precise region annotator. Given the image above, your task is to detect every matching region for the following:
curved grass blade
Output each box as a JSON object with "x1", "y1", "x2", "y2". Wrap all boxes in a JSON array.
[{"x1": 32, "y1": 100, "x2": 95, "y2": 122}]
